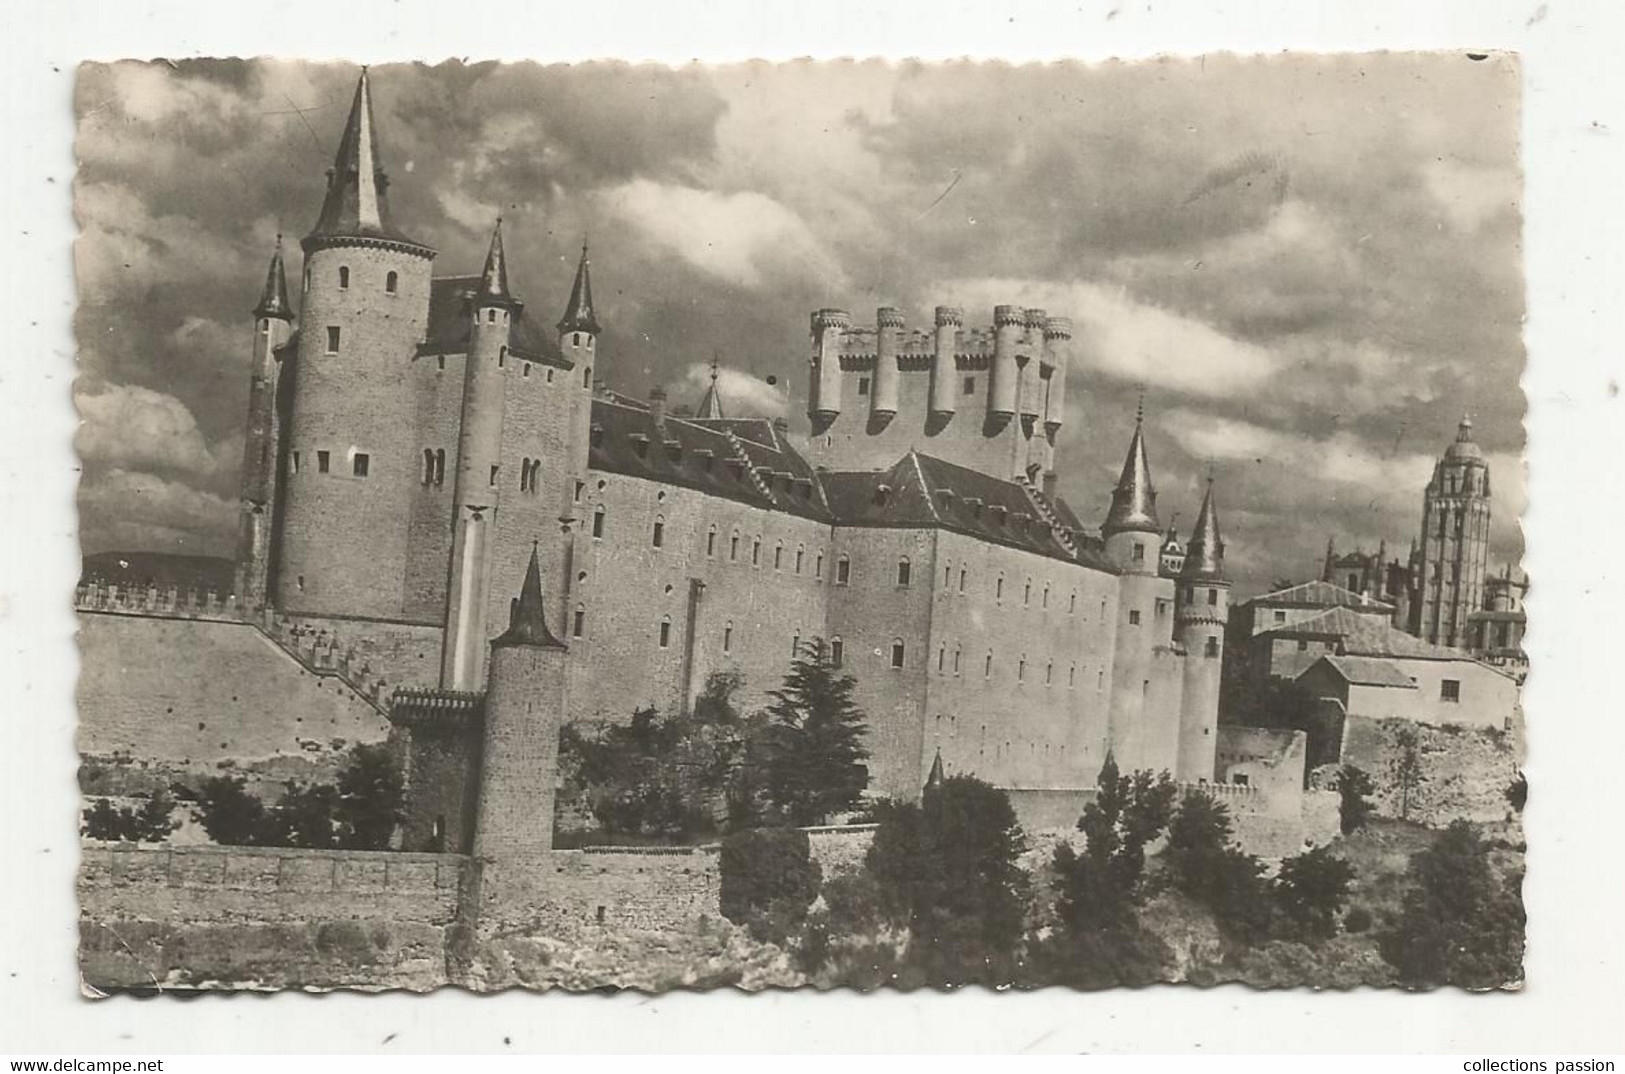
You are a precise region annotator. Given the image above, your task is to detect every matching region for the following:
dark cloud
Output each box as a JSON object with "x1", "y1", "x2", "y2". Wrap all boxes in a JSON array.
[{"x1": 74, "y1": 56, "x2": 1525, "y2": 596}]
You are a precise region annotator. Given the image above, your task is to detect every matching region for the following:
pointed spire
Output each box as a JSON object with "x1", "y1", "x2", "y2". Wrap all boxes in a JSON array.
[
  {"x1": 253, "y1": 234, "x2": 294, "y2": 321},
  {"x1": 695, "y1": 354, "x2": 726, "y2": 419},
  {"x1": 305, "y1": 69, "x2": 427, "y2": 251},
  {"x1": 557, "y1": 240, "x2": 600, "y2": 335},
  {"x1": 1102, "y1": 406, "x2": 1159, "y2": 537},
  {"x1": 925, "y1": 749, "x2": 945, "y2": 794},
  {"x1": 477, "y1": 217, "x2": 516, "y2": 307},
  {"x1": 1180, "y1": 477, "x2": 1227, "y2": 582},
  {"x1": 493, "y1": 544, "x2": 566, "y2": 649}
]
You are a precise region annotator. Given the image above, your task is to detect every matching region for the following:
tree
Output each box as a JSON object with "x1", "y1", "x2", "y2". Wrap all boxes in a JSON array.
[
  {"x1": 865, "y1": 775, "x2": 1029, "y2": 984},
  {"x1": 1389, "y1": 725, "x2": 1428, "y2": 822},
  {"x1": 1382, "y1": 820, "x2": 1524, "y2": 988},
  {"x1": 758, "y1": 638, "x2": 870, "y2": 826},
  {"x1": 195, "y1": 775, "x2": 276, "y2": 846},
  {"x1": 1273, "y1": 846, "x2": 1356, "y2": 942},
  {"x1": 81, "y1": 792, "x2": 179, "y2": 843},
  {"x1": 1053, "y1": 753, "x2": 1177, "y2": 935},
  {"x1": 1337, "y1": 765, "x2": 1376, "y2": 835},
  {"x1": 718, "y1": 827, "x2": 823, "y2": 945},
  {"x1": 335, "y1": 743, "x2": 405, "y2": 849},
  {"x1": 1162, "y1": 789, "x2": 1270, "y2": 938},
  {"x1": 274, "y1": 781, "x2": 341, "y2": 849}
]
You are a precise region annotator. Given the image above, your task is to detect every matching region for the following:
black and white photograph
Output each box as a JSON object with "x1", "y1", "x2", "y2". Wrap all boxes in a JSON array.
[{"x1": 66, "y1": 52, "x2": 1537, "y2": 995}]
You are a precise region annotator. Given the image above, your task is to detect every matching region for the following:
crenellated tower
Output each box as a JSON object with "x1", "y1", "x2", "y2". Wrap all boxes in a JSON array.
[
  {"x1": 233, "y1": 235, "x2": 295, "y2": 608},
  {"x1": 1174, "y1": 478, "x2": 1229, "y2": 782},
  {"x1": 1101, "y1": 403, "x2": 1166, "y2": 772},
  {"x1": 1416, "y1": 416, "x2": 1492, "y2": 647},
  {"x1": 275, "y1": 68, "x2": 438, "y2": 621},
  {"x1": 441, "y1": 220, "x2": 517, "y2": 688}
]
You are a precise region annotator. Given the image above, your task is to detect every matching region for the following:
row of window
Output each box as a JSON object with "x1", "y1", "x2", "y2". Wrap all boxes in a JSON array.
[
  {"x1": 306, "y1": 264, "x2": 400, "y2": 296},
  {"x1": 290, "y1": 449, "x2": 368, "y2": 477},
  {"x1": 851, "y1": 374, "x2": 1009, "y2": 400}
]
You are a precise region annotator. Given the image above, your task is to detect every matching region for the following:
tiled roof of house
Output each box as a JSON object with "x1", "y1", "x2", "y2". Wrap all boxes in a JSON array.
[
  {"x1": 1313, "y1": 654, "x2": 1419, "y2": 688},
  {"x1": 1268, "y1": 605, "x2": 1467, "y2": 661},
  {"x1": 1248, "y1": 579, "x2": 1394, "y2": 612}
]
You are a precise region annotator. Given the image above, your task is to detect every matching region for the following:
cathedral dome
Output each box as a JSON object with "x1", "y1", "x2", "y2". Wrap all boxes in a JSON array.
[{"x1": 1444, "y1": 415, "x2": 1484, "y2": 462}]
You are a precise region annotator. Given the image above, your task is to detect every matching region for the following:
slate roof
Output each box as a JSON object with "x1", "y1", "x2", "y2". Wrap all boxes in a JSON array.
[
  {"x1": 1312, "y1": 654, "x2": 1419, "y2": 689},
  {"x1": 1249, "y1": 579, "x2": 1394, "y2": 612},
  {"x1": 419, "y1": 276, "x2": 570, "y2": 368}
]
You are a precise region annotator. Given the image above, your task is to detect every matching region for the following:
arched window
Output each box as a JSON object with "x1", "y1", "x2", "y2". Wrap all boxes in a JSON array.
[
  {"x1": 996, "y1": 574, "x2": 1004, "y2": 600},
  {"x1": 706, "y1": 525, "x2": 718, "y2": 557},
  {"x1": 573, "y1": 332, "x2": 582, "y2": 348},
  {"x1": 338, "y1": 265, "x2": 350, "y2": 289},
  {"x1": 816, "y1": 552, "x2": 825, "y2": 579},
  {"x1": 1069, "y1": 664, "x2": 1077, "y2": 688},
  {"x1": 572, "y1": 604, "x2": 586, "y2": 638},
  {"x1": 959, "y1": 569, "x2": 967, "y2": 593},
  {"x1": 1069, "y1": 592, "x2": 1076, "y2": 614},
  {"x1": 896, "y1": 556, "x2": 911, "y2": 587},
  {"x1": 730, "y1": 530, "x2": 740, "y2": 561},
  {"x1": 1042, "y1": 583, "x2": 1050, "y2": 609},
  {"x1": 891, "y1": 639, "x2": 906, "y2": 669},
  {"x1": 937, "y1": 644, "x2": 946, "y2": 672},
  {"x1": 1045, "y1": 661, "x2": 1053, "y2": 686},
  {"x1": 487, "y1": 309, "x2": 497, "y2": 324},
  {"x1": 583, "y1": 366, "x2": 592, "y2": 388},
  {"x1": 385, "y1": 270, "x2": 398, "y2": 294},
  {"x1": 795, "y1": 546, "x2": 805, "y2": 574},
  {"x1": 984, "y1": 652, "x2": 993, "y2": 679},
  {"x1": 830, "y1": 636, "x2": 844, "y2": 668},
  {"x1": 499, "y1": 346, "x2": 507, "y2": 368},
  {"x1": 658, "y1": 616, "x2": 672, "y2": 649},
  {"x1": 774, "y1": 543, "x2": 783, "y2": 570},
  {"x1": 953, "y1": 647, "x2": 961, "y2": 674},
  {"x1": 592, "y1": 504, "x2": 605, "y2": 539},
  {"x1": 652, "y1": 517, "x2": 665, "y2": 548},
  {"x1": 751, "y1": 537, "x2": 761, "y2": 566},
  {"x1": 836, "y1": 554, "x2": 851, "y2": 585},
  {"x1": 1018, "y1": 656, "x2": 1027, "y2": 682}
]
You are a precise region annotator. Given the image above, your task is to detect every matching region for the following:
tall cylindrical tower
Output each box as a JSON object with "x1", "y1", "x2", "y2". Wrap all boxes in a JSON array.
[
  {"x1": 473, "y1": 549, "x2": 569, "y2": 861},
  {"x1": 558, "y1": 242, "x2": 601, "y2": 481},
  {"x1": 1043, "y1": 316, "x2": 1071, "y2": 435},
  {"x1": 1175, "y1": 480, "x2": 1229, "y2": 783},
  {"x1": 1102, "y1": 407, "x2": 1163, "y2": 773},
  {"x1": 809, "y1": 308, "x2": 850, "y2": 421},
  {"x1": 1019, "y1": 308, "x2": 1047, "y2": 420},
  {"x1": 441, "y1": 221, "x2": 516, "y2": 689},
  {"x1": 234, "y1": 236, "x2": 295, "y2": 609},
  {"x1": 929, "y1": 305, "x2": 961, "y2": 417},
  {"x1": 990, "y1": 304, "x2": 1024, "y2": 417},
  {"x1": 275, "y1": 70, "x2": 437, "y2": 620},
  {"x1": 872, "y1": 306, "x2": 902, "y2": 417}
]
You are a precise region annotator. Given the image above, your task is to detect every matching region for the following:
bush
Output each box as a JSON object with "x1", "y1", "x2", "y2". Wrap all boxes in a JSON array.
[
  {"x1": 1272, "y1": 846, "x2": 1356, "y2": 943},
  {"x1": 1337, "y1": 765, "x2": 1376, "y2": 835},
  {"x1": 718, "y1": 827, "x2": 823, "y2": 945},
  {"x1": 1343, "y1": 907, "x2": 1373, "y2": 934},
  {"x1": 81, "y1": 792, "x2": 179, "y2": 843},
  {"x1": 1381, "y1": 819, "x2": 1524, "y2": 988},
  {"x1": 195, "y1": 775, "x2": 276, "y2": 846}
]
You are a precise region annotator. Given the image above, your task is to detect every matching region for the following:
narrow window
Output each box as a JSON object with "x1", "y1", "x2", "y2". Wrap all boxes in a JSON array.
[
  {"x1": 897, "y1": 557, "x2": 911, "y2": 587},
  {"x1": 730, "y1": 532, "x2": 740, "y2": 561},
  {"x1": 1131, "y1": 542, "x2": 1145, "y2": 563},
  {"x1": 944, "y1": 564, "x2": 952, "y2": 587},
  {"x1": 423, "y1": 449, "x2": 434, "y2": 485},
  {"x1": 1128, "y1": 609, "x2": 1141, "y2": 626},
  {"x1": 963, "y1": 376, "x2": 975, "y2": 396},
  {"x1": 891, "y1": 640, "x2": 906, "y2": 669},
  {"x1": 984, "y1": 652, "x2": 993, "y2": 679},
  {"x1": 595, "y1": 905, "x2": 606, "y2": 924},
  {"x1": 325, "y1": 326, "x2": 340, "y2": 354},
  {"x1": 830, "y1": 637, "x2": 844, "y2": 668},
  {"x1": 259, "y1": 318, "x2": 269, "y2": 336},
  {"x1": 857, "y1": 376, "x2": 870, "y2": 396},
  {"x1": 489, "y1": 464, "x2": 499, "y2": 487},
  {"x1": 523, "y1": 364, "x2": 530, "y2": 378},
  {"x1": 774, "y1": 543, "x2": 783, "y2": 570},
  {"x1": 547, "y1": 369, "x2": 554, "y2": 383},
  {"x1": 752, "y1": 538, "x2": 761, "y2": 566},
  {"x1": 338, "y1": 266, "x2": 349, "y2": 289},
  {"x1": 574, "y1": 480, "x2": 584, "y2": 503},
  {"x1": 1024, "y1": 579, "x2": 1031, "y2": 606},
  {"x1": 795, "y1": 547, "x2": 804, "y2": 573},
  {"x1": 938, "y1": 645, "x2": 946, "y2": 672},
  {"x1": 316, "y1": 450, "x2": 330, "y2": 474},
  {"x1": 792, "y1": 634, "x2": 801, "y2": 658},
  {"x1": 290, "y1": 451, "x2": 300, "y2": 474},
  {"x1": 658, "y1": 617, "x2": 671, "y2": 649},
  {"x1": 996, "y1": 576, "x2": 1004, "y2": 600},
  {"x1": 1042, "y1": 584, "x2": 1050, "y2": 609},
  {"x1": 435, "y1": 450, "x2": 445, "y2": 486},
  {"x1": 1207, "y1": 588, "x2": 1219, "y2": 606},
  {"x1": 1018, "y1": 657, "x2": 1026, "y2": 683},
  {"x1": 486, "y1": 309, "x2": 497, "y2": 324},
  {"x1": 652, "y1": 519, "x2": 665, "y2": 548},
  {"x1": 592, "y1": 505, "x2": 605, "y2": 538},
  {"x1": 437, "y1": 355, "x2": 446, "y2": 372},
  {"x1": 723, "y1": 623, "x2": 734, "y2": 654},
  {"x1": 953, "y1": 648, "x2": 961, "y2": 674},
  {"x1": 584, "y1": 367, "x2": 592, "y2": 388},
  {"x1": 707, "y1": 526, "x2": 717, "y2": 557},
  {"x1": 836, "y1": 555, "x2": 850, "y2": 585},
  {"x1": 1205, "y1": 636, "x2": 1220, "y2": 658},
  {"x1": 1069, "y1": 664, "x2": 1076, "y2": 688},
  {"x1": 572, "y1": 606, "x2": 585, "y2": 638},
  {"x1": 573, "y1": 332, "x2": 581, "y2": 348},
  {"x1": 959, "y1": 569, "x2": 967, "y2": 593},
  {"x1": 352, "y1": 453, "x2": 369, "y2": 477},
  {"x1": 816, "y1": 553, "x2": 824, "y2": 579},
  {"x1": 1045, "y1": 662, "x2": 1053, "y2": 686},
  {"x1": 385, "y1": 270, "x2": 398, "y2": 294},
  {"x1": 1069, "y1": 592, "x2": 1076, "y2": 614}
]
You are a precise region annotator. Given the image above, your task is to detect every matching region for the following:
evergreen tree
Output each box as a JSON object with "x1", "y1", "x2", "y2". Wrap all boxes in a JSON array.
[
  {"x1": 759, "y1": 638, "x2": 870, "y2": 825},
  {"x1": 196, "y1": 775, "x2": 276, "y2": 846},
  {"x1": 1389, "y1": 725, "x2": 1428, "y2": 822},
  {"x1": 1054, "y1": 753, "x2": 1177, "y2": 934},
  {"x1": 81, "y1": 792, "x2": 179, "y2": 843},
  {"x1": 274, "y1": 781, "x2": 341, "y2": 849},
  {"x1": 1273, "y1": 846, "x2": 1356, "y2": 942},
  {"x1": 1162, "y1": 789, "x2": 1270, "y2": 938},
  {"x1": 335, "y1": 743, "x2": 406, "y2": 850},
  {"x1": 1338, "y1": 764, "x2": 1376, "y2": 835},
  {"x1": 1383, "y1": 819, "x2": 1525, "y2": 988}
]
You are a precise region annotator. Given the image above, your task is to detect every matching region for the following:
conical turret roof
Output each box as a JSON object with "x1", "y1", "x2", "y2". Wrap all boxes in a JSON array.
[
  {"x1": 253, "y1": 235, "x2": 294, "y2": 321},
  {"x1": 695, "y1": 357, "x2": 725, "y2": 419},
  {"x1": 304, "y1": 69, "x2": 430, "y2": 253},
  {"x1": 476, "y1": 218, "x2": 516, "y2": 307},
  {"x1": 493, "y1": 545, "x2": 566, "y2": 649},
  {"x1": 557, "y1": 242, "x2": 600, "y2": 335},
  {"x1": 1180, "y1": 479, "x2": 1227, "y2": 582},
  {"x1": 1102, "y1": 408, "x2": 1160, "y2": 537}
]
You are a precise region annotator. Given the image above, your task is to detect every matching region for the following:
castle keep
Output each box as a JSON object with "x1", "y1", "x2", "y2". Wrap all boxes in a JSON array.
[{"x1": 225, "y1": 71, "x2": 1237, "y2": 832}]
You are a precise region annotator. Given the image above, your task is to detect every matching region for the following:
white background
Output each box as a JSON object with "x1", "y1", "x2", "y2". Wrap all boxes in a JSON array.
[{"x1": 2, "y1": 0, "x2": 1622, "y2": 1055}]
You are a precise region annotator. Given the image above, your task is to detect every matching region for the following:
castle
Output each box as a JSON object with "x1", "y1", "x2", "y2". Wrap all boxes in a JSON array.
[{"x1": 222, "y1": 71, "x2": 1248, "y2": 846}]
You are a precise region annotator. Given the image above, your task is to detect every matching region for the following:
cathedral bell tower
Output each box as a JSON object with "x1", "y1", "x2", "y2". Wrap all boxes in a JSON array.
[{"x1": 1416, "y1": 416, "x2": 1492, "y2": 647}]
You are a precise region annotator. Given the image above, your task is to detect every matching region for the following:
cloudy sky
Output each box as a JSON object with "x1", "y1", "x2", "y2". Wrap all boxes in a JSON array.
[{"x1": 74, "y1": 55, "x2": 1525, "y2": 596}]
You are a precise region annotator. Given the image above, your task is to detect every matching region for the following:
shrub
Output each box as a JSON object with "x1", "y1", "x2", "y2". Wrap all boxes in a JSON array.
[
  {"x1": 1337, "y1": 765, "x2": 1376, "y2": 835},
  {"x1": 1054, "y1": 753, "x2": 1178, "y2": 936},
  {"x1": 1273, "y1": 846, "x2": 1356, "y2": 942},
  {"x1": 1343, "y1": 907, "x2": 1373, "y2": 934},
  {"x1": 81, "y1": 792, "x2": 179, "y2": 843},
  {"x1": 195, "y1": 775, "x2": 276, "y2": 846},
  {"x1": 718, "y1": 827, "x2": 822, "y2": 945},
  {"x1": 1162, "y1": 789, "x2": 1270, "y2": 939}
]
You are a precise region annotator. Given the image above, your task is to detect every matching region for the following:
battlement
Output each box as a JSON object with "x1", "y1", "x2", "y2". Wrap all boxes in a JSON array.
[
  {"x1": 75, "y1": 579, "x2": 244, "y2": 622},
  {"x1": 390, "y1": 686, "x2": 486, "y2": 728}
]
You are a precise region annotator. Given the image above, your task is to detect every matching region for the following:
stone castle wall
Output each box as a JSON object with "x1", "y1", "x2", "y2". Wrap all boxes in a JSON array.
[{"x1": 473, "y1": 847, "x2": 721, "y2": 939}]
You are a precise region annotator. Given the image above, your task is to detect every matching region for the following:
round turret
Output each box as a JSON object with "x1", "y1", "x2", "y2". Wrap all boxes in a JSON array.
[
  {"x1": 872, "y1": 306, "x2": 903, "y2": 417},
  {"x1": 809, "y1": 308, "x2": 851, "y2": 420},
  {"x1": 991, "y1": 304, "x2": 1025, "y2": 417},
  {"x1": 929, "y1": 306, "x2": 962, "y2": 416}
]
